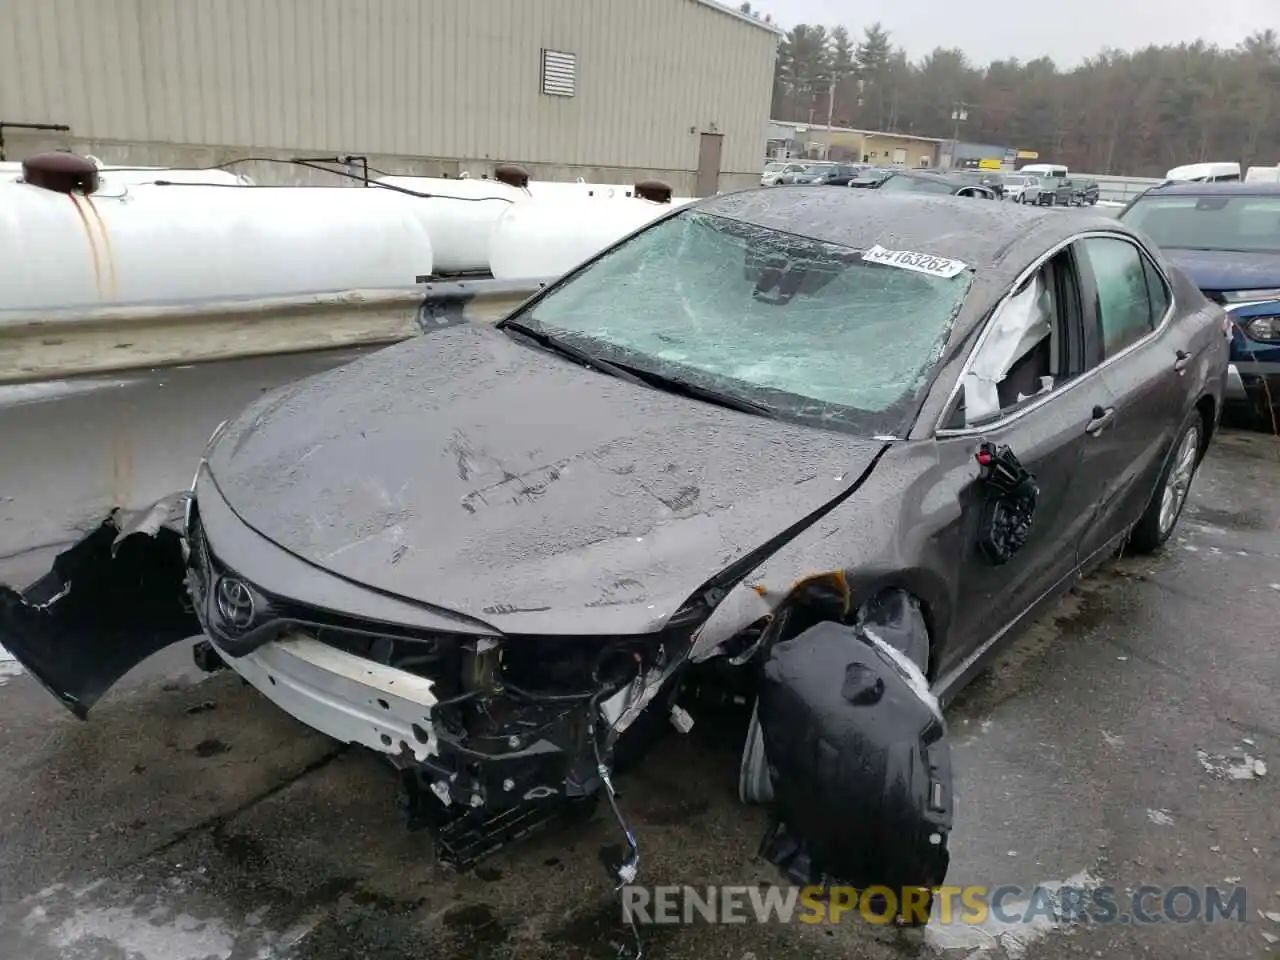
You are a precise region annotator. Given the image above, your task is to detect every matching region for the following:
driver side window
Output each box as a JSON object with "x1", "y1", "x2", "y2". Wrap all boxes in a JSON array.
[{"x1": 951, "y1": 248, "x2": 1087, "y2": 427}]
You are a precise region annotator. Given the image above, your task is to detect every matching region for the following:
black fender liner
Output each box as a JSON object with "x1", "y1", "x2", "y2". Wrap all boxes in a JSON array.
[{"x1": 755, "y1": 620, "x2": 952, "y2": 920}]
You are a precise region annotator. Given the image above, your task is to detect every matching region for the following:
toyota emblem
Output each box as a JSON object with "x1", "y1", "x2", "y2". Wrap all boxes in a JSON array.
[{"x1": 214, "y1": 576, "x2": 256, "y2": 630}]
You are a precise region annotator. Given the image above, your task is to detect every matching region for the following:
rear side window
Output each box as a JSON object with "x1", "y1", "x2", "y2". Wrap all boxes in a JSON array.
[
  {"x1": 1141, "y1": 256, "x2": 1171, "y2": 323},
  {"x1": 1077, "y1": 237, "x2": 1156, "y2": 357}
]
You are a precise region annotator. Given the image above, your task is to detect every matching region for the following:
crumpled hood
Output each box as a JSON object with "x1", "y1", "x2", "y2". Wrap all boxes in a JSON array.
[
  {"x1": 206, "y1": 323, "x2": 886, "y2": 635},
  {"x1": 1162, "y1": 248, "x2": 1280, "y2": 294}
]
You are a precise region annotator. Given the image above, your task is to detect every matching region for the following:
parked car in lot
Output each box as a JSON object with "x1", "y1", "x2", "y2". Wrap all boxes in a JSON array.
[
  {"x1": 849, "y1": 166, "x2": 896, "y2": 188},
  {"x1": 949, "y1": 170, "x2": 1007, "y2": 199},
  {"x1": 1073, "y1": 178, "x2": 1101, "y2": 206},
  {"x1": 760, "y1": 161, "x2": 807, "y2": 186},
  {"x1": 1003, "y1": 174, "x2": 1044, "y2": 204},
  {"x1": 1036, "y1": 175, "x2": 1076, "y2": 206},
  {"x1": 1119, "y1": 181, "x2": 1280, "y2": 422},
  {"x1": 0, "y1": 188, "x2": 1229, "y2": 912},
  {"x1": 773, "y1": 162, "x2": 837, "y2": 185},
  {"x1": 782, "y1": 162, "x2": 865, "y2": 186},
  {"x1": 878, "y1": 171, "x2": 1000, "y2": 199}
]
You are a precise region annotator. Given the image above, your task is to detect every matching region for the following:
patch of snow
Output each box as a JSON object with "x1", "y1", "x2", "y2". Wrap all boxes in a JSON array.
[
  {"x1": 15, "y1": 871, "x2": 310, "y2": 960},
  {"x1": 926, "y1": 869, "x2": 1103, "y2": 959},
  {"x1": 1146, "y1": 809, "x2": 1175, "y2": 826},
  {"x1": 0, "y1": 647, "x2": 24, "y2": 685},
  {"x1": 1198, "y1": 749, "x2": 1268, "y2": 781},
  {"x1": 0, "y1": 378, "x2": 136, "y2": 407},
  {"x1": 43, "y1": 906, "x2": 237, "y2": 960}
]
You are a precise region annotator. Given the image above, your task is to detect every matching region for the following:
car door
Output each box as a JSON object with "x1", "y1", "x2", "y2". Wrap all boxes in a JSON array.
[
  {"x1": 931, "y1": 243, "x2": 1113, "y2": 681},
  {"x1": 1073, "y1": 234, "x2": 1196, "y2": 564}
]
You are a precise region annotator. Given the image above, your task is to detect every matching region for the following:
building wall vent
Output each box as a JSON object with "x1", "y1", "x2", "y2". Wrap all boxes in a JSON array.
[{"x1": 541, "y1": 50, "x2": 576, "y2": 97}]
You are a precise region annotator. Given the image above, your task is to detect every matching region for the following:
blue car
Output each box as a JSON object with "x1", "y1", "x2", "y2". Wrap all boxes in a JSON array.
[{"x1": 1119, "y1": 182, "x2": 1280, "y2": 420}]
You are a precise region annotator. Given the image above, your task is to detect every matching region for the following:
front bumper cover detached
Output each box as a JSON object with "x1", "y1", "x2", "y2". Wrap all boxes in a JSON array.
[
  {"x1": 0, "y1": 495, "x2": 957, "y2": 925},
  {"x1": 0, "y1": 499, "x2": 198, "y2": 718}
]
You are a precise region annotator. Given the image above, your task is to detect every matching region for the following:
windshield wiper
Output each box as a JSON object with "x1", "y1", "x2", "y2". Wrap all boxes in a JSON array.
[
  {"x1": 501, "y1": 320, "x2": 773, "y2": 418},
  {"x1": 604, "y1": 361, "x2": 776, "y2": 418},
  {"x1": 501, "y1": 319, "x2": 648, "y2": 386}
]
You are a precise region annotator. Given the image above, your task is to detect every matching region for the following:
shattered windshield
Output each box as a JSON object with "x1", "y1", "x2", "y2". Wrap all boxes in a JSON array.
[
  {"x1": 1121, "y1": 195, "x2": 1280, "y2": 253},
  {"x1": 511, "y1": 210, "x2": 973, "y2": 435}
]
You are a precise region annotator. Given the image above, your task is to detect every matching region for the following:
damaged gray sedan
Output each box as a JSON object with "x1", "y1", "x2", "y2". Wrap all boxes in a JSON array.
[{"x1": 1, "y1": 187, "x2": 1230, "y2": 910}]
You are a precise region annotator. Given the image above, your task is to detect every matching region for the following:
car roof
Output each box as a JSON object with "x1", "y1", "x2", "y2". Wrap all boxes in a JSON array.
[
  {"x1": 891, "y1": 170, "x2": 954, "y2": 184},
  {"x1": 693, "y1": 186, "x2": 1124, "y2": 270},
  {"x1": 1141, "y1": 181, "x2": 1280, "y2": 198}
]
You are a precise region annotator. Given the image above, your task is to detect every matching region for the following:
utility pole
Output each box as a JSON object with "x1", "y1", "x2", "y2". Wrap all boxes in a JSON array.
[
  {"x1": 824, "y1": 79, "x2": 836, "y2": 159},
  {"x1": 950, "y1": 102, "x2": 970, "y2": 169}
]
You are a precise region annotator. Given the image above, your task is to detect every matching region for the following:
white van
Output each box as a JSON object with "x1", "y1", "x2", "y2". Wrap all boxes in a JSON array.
[
  {"x1": 1244, "y1": 164, "x2": 1280, "y2": 184},
  {"x1": 1164, "y1": 162, "x2": 1240, "y2": 183},
  {"x1": 1018, "y1": 163, "x2": 1068, "y2": 179}
]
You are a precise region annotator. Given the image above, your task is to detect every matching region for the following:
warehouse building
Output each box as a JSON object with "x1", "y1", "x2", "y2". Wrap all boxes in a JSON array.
[
  {"x1": 0, "y1": 0, "x2": 779, "y2": 195},
  {"x1": 766, "y1": 121, "x2": 944, "y2": 169}
]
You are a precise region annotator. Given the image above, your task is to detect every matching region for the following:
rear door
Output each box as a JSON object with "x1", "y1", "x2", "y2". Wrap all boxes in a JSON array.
[
  {"x1": 931, "y1": 243, "x2": 1112, "y2": 681},
  {"x1": 1073, "y1": 235, "x2": 1195, "y2": 563}
]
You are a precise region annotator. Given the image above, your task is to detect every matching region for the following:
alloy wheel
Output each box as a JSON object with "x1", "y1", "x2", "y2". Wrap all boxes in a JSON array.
[{"x1": 1158, "y1": 425, "x2": 1201, "y2": 537}]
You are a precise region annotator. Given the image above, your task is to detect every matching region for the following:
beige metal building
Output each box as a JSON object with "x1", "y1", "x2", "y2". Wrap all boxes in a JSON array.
[
  {"x1": 0, "y1": 0, "x2": 779, "y2": 194},
  {"x1": 767, "y1": 121, "x2": 944, "y2": 169}
]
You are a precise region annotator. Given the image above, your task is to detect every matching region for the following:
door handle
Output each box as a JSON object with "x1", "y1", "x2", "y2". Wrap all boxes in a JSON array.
[
  {"x1": 1174, "y1": 349, "x2": 1191, "y2": 373},
  {"x1": 1085, "y1": 405, "x2": 1115, "y2": 435}
]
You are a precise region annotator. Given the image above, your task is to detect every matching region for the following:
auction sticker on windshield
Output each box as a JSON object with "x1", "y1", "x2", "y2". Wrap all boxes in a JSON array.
[{"x1": 861, "y1": 245, "x2": 968, "y2": 279}]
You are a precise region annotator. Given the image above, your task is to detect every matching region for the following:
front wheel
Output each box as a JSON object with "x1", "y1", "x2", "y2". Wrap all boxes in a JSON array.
[{"x1": 1126, "y1": 410, "x2": 1204, "y2": 554}]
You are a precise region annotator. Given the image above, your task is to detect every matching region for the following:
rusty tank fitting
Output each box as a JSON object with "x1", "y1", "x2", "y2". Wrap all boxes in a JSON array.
[
  {"x1": 22, "y1": 151, "x2": 100, "y2": 194},
  {"x1": 634, "y1": 179, "x2": 674, "y2": 203},
  {"x1": 493, "y1": 163, "x2": 531, "y2": 189}
]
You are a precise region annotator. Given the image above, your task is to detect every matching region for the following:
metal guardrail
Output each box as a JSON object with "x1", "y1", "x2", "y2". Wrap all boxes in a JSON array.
[
  {"x1": 0, "y1": 277, "x2": 551, "y2": 386},
  {"x1": 1069, "y1": 173, "x2": 1162, "y2": 205}
]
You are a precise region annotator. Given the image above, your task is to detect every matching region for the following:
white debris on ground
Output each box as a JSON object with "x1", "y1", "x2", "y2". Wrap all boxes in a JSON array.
[
  {"x1": 1197, "y1": 749, "x2": 1268, "y2": 781},
  {"x1": 1146, "y1": 809, "x2": 1175, "y2": 826},
  {"x1": 0, "y1": 645, "x2": 23, "y2": 685},
  {"x1": 925, "y1": 869, "x2": 1104, "y2": 959},
  {"x1": 12, "y1": 873, "x2": 317, "y2": 960}
]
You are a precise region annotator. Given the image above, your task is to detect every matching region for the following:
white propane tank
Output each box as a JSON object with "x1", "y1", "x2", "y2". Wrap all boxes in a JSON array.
[
  {"x1": 488, "y1": 195, "x2": 692, "y2": 280},
  {"x1": 0, "y1": 175, "x2": 434, "y2": 311},
  {"x1": 525, "y1": 180, "x2": 697, "y2": 203},
  {"x1": 528, "y1": 179, "x2": 626, "y2": 201},
  {"x1": 373, "y1": 175, "x2": 527, "y2": 275}
]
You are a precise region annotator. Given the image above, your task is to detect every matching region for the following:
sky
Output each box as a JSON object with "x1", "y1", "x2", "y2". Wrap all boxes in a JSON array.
[{"x1": 756, "y1": 0, "x2": 1274, "y2": 67}]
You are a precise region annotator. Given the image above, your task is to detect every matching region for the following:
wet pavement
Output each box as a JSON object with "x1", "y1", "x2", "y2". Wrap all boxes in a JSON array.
[{"x1": 2, "y1": 354, "x2": 1279, "y2": 959}]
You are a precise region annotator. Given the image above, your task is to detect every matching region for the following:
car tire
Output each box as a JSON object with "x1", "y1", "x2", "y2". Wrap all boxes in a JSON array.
[{"x1": 1125, "y1": 409, "x2": 1205, "y2": 554}]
